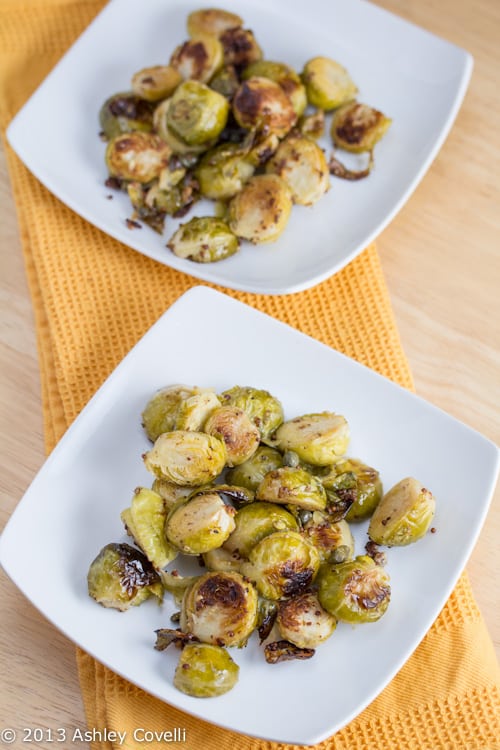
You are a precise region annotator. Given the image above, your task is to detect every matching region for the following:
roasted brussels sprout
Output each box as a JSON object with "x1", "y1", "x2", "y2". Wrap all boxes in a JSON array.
[
  {"x1": 331, "y1": 102, "x2": 392, "y2": 153},
  {"x1": 219, "y1": 385, "x2": 284, "y2": 444},
  {"x1": 170, "y1": 36, "x2": 224, "y2": 83},
  {"x1": 165, "y1": 490, "x2": 236, "y2": 554},
  {"x1": 302, "y1": 57, "x2": 357, "y2": 111},
  {"x1": 187, "y1": 8, "x2": 243, "y2": 38},
  {"x1": 143, "y1": 430, "x2": 227, "y2": 486},
  {"x1": 317, "y1": 555, "x2": 391, "y2": 624},
  {"x1": 99, "y1": 92, "x2": 155, "y2": 139},
  {"x1": 105, "y1": 132, "x2": 171, "y2": 183},
  {"x1": 167, "y1": 81, "x2": 229, "y2": 147},
  {"x1": 142, "y1": 384, "x2": 197, "y2": 442},
  {"x1": 322, "y1": 458, "x2": 382, "y2": 522},
  {"x1": 219, "y1": 27, "x2": 263, "y2": 68},
  {"x1": 146, "y1": 174, "x2": 200, "y2": 218},
  {"x1": 266, "y1": 134, "x2": 330, "y2": 206},
  {"x1": 131, "y1": 65, "x2": 182, "y2": 102},
  {"x1": 275, "y1": 412, "x2": 350, "y2": 466},
  {"x1": 173, "y1": 643, "x2": 239, "y2": 698},
  {"x1": 181, "y1": 571, "x2": 258, "y2": 646},
  {"x1": 232, "y1": 77, "x2": 296, "y2": 137},
  {"x1": 277, "y1": 592, "x2": 336, "y2": 648},
  {"x1": 228, "y1": 174, "x2": 292, "y2": 244},
  {"x1": 87, "y1": 543, "x2": 163, "y2": 611},
  {"x1": 223, "y1": 501, "x2": 299, "y2": 558},
  {"x1": 174, "y1": 389, "x2": 221, "y2": 430},
  {"x1": 301, "y1": 513, "x2": 354, "y2": 563},
  {"x1": 195, "y1": 142, "x2": 255, "y2": 200},
  {"x1": 204, "y1": 405, "x2": 260, "y2": 466},
  {"x1": 256, "y1": 467, "x2": 327, "y2": 512},
  {"x1": 242, "y1": 60, "x2": 307, "y2": 118},
  {"x1": 167, "y1": 216, "x2": 239, "y2": 263},
  {"x1": 242, "y1": 531, "x2": 320, "y2": 600},
  {"x1": 226, "y1": 445, "x2": 283, "y2": 491},
  {"x1": 121, "y1": 487, "x2": 177, "y2": 569},
  {"x1": 368, "y1": 477, "x2": 435, "y2": 547}
]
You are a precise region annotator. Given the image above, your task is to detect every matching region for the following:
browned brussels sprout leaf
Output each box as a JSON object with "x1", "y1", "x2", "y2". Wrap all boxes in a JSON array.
[{"x1": 264, "y1": 640, "x2": 315, "y2": 664}]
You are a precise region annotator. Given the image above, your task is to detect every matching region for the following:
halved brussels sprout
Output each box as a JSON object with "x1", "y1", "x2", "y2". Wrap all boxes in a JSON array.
[
  {"x1": 331, "y1": 102, "x2": 392, "y2": 153},
  {"x1": 174, "y1": 643, "x2": 239, "y2": 698},
  {"x1": 167, "y1": 81, "x2": 229, "y2": 147},
  {"x1": 170, "y1": 36, "x2": 224, "y2": 83},
  {"x1": 219, "y1": 27, "x2": 263, "y2": 68},
  {"x1": 165, "y1": 490, "x2": 236, "y2": 554},
  {"x1": 203, "y1": 546, "x2": 244, "y2": 574},
  {"x1": 301, "y1": 513, "x2": 354, "y2": 563},
  {"x1": 275, "y1": 412, "x2": 350, "y2": 466},
  {"x1": 105, "y1": 132, "x2": 171, "y2": 183},
  {"x1": 219, "y1": 386, "x2": 284, "y2": 444},
  {"x1": 187, "y1": 8, "x2": 243, "y2": 38},
  {"x1": 87, "y1": 543, "x2": 163, "y2": 611},
  {"x1": 228, "y1": 174, "x2": 292, "y2": 244},
  {"x1": 174, "y1": 389, "x2": 221, "y2": 430},
  {"x1": 99, "y1": 92, "x2": 155, "y2": 139},
  {"x1": 167, "y1": 216, "x2": 239, "y2": 263},
  {"x1": 368, "y1": 477, "x2": 435, "y2": 547},
  {"x1": 317, "y1": 555, "x2": 391, "y2": 624},
  {"x1": 204, "y1": 405, "x2": 260, "y2": 466},
  {"x1": 121, "y1": 487, "x2": 177, "y2": 569},
  {"x1": 242, "y1": 530, "x2": 320, "y2": 600},
  {"x1": 131, "y1": 65, "x2": 182, "y2": 102},
  {"x1": 143, "y1": 430, "x2": 227, "y2": 486},
  {"x1": 142, "y1": 384, "x2": 197, "y2": 442},
  {"x1": 302, "y1": 57, "x2": 358, "y2": 111},
  {"x1": 158, "y1": 161, "x2": 186, "y2": 191},
  {"x1": 195, "y1": 142, "x2": 255, "y2": 200},
  {"x1": 223, "y1": 501, "x2": 299, "y2": 558},
  {"x1": 266, "y1": 134, "x2": 330, "y2": 205},
  {"x1": 242, "y1": 60, "x2": 307, "y2": 118},
  {"x1": 181, "y1": 571, "x2": 258, "y2": 646},
  {"x1": 226, "y1": 445, "x2": 283, "y2": 491},
  {"x1": 256, "y1": 467, "x2": 327, "y2": 512},
  {"x1": 322, "y1": 458, "x2": 382, "y2": 522},
  {"x1": 232, "y1": 77, "x2": 296, "y2": 137},
  {"x1": 277, "y1": 592, "x2": 337, "y2": 648}
]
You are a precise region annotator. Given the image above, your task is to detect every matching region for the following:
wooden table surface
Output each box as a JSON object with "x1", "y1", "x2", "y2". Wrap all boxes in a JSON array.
[{"x1": 1, "y1": 0, "x2": 499, "y2": 746}]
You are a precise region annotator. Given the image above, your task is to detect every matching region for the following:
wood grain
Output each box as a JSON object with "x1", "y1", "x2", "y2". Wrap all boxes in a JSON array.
[{"x1": 1, "y1": 0, "x2": 499, "y2": 745}]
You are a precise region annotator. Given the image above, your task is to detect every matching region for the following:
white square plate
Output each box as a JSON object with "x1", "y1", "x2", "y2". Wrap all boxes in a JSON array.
[
  {"x1": 6, "y1": 0, "x2": 472, "y2": 295},
  {"x1": 1, "y1": 287, "x2": 498, "y2": 745}
]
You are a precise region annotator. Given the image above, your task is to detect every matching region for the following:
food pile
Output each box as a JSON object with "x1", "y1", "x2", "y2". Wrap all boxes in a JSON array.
[
  {"x1": 88, "y1": 384, "x2": 436, "y2": 698},
  {"x1": 99, "y1": 8, "x2": 391, "y2": 262}
]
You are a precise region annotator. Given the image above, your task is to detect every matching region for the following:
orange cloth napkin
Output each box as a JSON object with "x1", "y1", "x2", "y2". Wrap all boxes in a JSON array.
[{"x1": 1, "y1": 1, "x2": 499, "y2": 748}]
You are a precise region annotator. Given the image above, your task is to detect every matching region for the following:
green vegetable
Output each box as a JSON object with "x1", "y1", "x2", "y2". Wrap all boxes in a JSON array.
[
  {"x1": 317, "y1": 555, "x2": 390, "y2": 623},
  {"x1": 223, "y1": 501, "x2": 299, "y2": 558},
  {"x1": 121, "y1": 487, "x2": 177, "y2": 569},
  {"x1": 226, "y1": 445, "x2": 283, "y2": 492},
  {"x1": 274, "y1": 412, "x2": 350, "y2": 466},
  {"x1": 256, "y1": 466, "x2": 327, "y2": 511},
  {"x1": 165, "y1": 490, "x2": 236, "y2": 554},
  {"x1": 181, "y1": 571, "x2": 258, "y2": 646},
  {"x1": 173, "y1": 643, "x2": 239, "y2": 697},
  {"x1": 167, "y1": 216, "x2": 239, "y2": 263},
  {"x1": 87, "y1": 543, "x2": 163, "y2": 611},
  {"x1": 143, "y1": 430, "x2": 227, "y2": 486},
  {"x1": 368, "y1": 477, "x2": 435, "y2": 546},
  {"x1": 167, "y1": 81, "x2": 229, "y2": 147},
  {"x1": 302, "y1": 57, "x2": 357, "y2": 110},
  {"x1": 99, "y1": 92, "x2": 155, "y2": 139}
]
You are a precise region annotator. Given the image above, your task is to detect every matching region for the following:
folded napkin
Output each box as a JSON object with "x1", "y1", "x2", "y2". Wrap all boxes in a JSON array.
[{"x1": 1, "y1": 1, "x2": 499, "y2": 748}]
